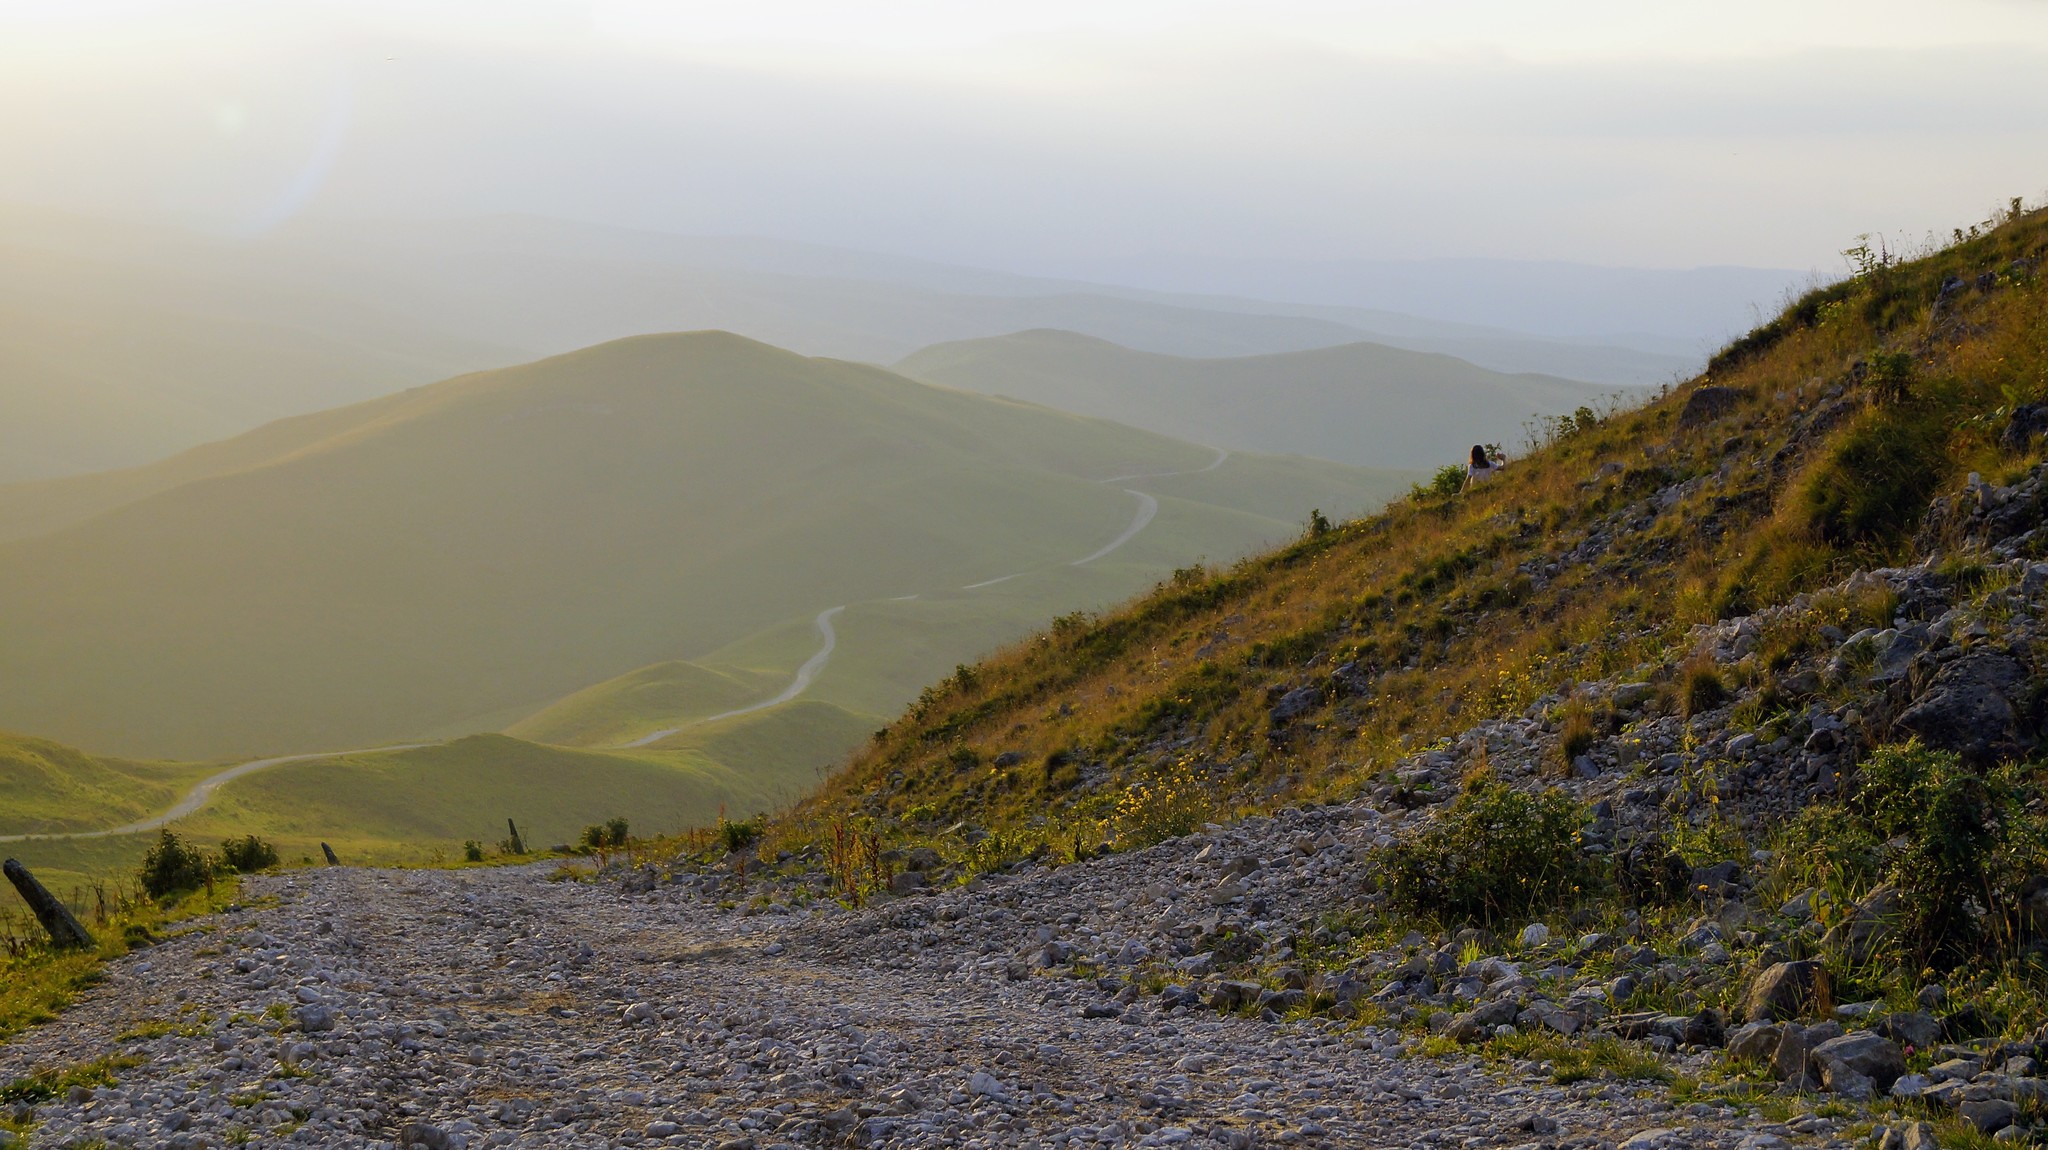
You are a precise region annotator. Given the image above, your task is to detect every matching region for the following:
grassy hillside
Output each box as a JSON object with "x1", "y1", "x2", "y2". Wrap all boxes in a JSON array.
[
  {"x1": 804, "y1": 204, "x2": 2048, "y2": 848},
  {"x1": 895, "y1": 330, "x2": 1626, "y2": 469},
  {"x1": 506, "y1": 660, "x2": 785, "y2": 747},
  {"x1": 0, "y1": 331, "x2": 1410, "y2": 761}
]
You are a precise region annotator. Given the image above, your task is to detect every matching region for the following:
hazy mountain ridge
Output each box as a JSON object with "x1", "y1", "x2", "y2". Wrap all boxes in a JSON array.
[
  {"x1": 897, "y1": 329, "x2": 1627, "y2": 470},
  {"x1": 1, "y1": 211, "x2": 1709, "y2": 480}
]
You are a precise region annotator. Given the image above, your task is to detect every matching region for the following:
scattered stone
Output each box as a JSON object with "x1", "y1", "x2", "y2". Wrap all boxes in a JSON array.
[
  {"x1": 1741, "y1": 960, "x2": 1829, "y2": 1022},
  {"x1": 1811, "y1": 1032, "x2": 1906, "y2": 1096}
]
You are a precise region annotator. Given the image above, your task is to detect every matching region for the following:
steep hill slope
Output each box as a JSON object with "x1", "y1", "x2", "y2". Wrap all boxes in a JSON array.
[
  {"x1": 809, "y1": 205, "x2": 2048, "y2": 857},
  {"x1": 0, "y1": 332, "x2": 1409, "y2": 761},
  {"x1": 896, "y1": 330, "x2": 1625, "y2": 469}
]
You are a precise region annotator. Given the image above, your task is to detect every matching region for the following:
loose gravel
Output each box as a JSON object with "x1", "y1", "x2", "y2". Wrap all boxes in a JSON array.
[{"x1": 1, "y1": 843, "x2": 1805, "y2": 1150}]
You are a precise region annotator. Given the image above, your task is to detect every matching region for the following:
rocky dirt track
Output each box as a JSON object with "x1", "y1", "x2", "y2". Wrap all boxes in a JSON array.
[{"x1": 2, "y1": 836, "x2": 1803, "y2": 1150}]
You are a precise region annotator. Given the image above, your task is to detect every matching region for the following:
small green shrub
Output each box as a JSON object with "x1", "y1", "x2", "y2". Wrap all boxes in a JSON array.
[
  {"x1": 719, "y1": 816, "x2": 762, "y2": 854},
  {"x1": 461, "y1": 841, "x2": 485, "y2": 863},
  {"x1": 1853, "y1": 742, "x2": 2045, "y2": 964},
  {"x1": 138, "y1": 831, "x2": 216, "y2": 900},
  {"x1": 579, "y1": 818, "x2": 631, "y2": 850},
  {"x1": 218, "y1": 835, "x2": 278, "y2": 874},
  {"x1": 1377, "y1": 778, "x2": 1596, "y2": 925}
]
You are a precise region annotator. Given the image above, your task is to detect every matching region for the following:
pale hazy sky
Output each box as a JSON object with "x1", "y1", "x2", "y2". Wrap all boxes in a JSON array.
[{"x1": 5, "y1": 0, "x2": 2046, "y2": 274}]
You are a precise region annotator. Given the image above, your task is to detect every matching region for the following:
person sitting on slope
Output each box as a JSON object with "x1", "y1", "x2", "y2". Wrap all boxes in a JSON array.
[{"x1": 1463, "y1": 444, "x2": 1499, "y2": 491}]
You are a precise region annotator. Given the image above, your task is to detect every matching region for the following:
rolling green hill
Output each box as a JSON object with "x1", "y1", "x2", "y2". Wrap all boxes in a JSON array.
[
  {"x1": 0, "y1": 732, "x2": 803, "y2": 904},
  {"x1": 0, "y1": 331, "x2": 1411, "y2": 764},
  {"x1": 895, "y1": 329, "x2": 1629, "y2": 469},
  {"x1": 0, "y1": 731, "x2": 216, "y2": 838}
]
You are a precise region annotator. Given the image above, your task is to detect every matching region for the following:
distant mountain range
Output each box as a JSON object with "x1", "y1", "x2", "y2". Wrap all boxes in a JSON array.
[
  {"x1": 897, "y1": 330, "x2": 1622, "y2": 470},
  {"x1": 0, "y1": 210, "x2": 1732, "y2": 481}
]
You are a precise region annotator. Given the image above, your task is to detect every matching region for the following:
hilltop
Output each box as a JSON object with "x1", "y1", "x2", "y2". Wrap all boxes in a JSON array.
[
  {"x1": 0, "y1": 331, "x2": 1407, "y2": 764},
  {"x1": 897, "y1": 330, "x2": 1626, "y2": 469}
]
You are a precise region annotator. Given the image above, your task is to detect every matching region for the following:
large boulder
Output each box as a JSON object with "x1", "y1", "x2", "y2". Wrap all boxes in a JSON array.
[
  {"x1": 1897, "y1": 654, "x2": 2029, "y2": 765},
  {"x1": 1679, "y1": 385, "x2": 1745, "y2": 429},
  {"x1": 1811, "y1": 1032, "x2": 1906, "y2": 1098},
  {"x1": 2001, "y1": 404, "x2": 2048, "y2": 453},
  {"x1": 1771, "y1": 1021, "x2": 1844, "y2": 1087},
  {"x1": 1873, "y1": 1010, "x2": 1941, "y2": 1052},
  {"x1": 1741, "y1": 960, "x2": 1830, "y2": 1022},
  {"x1": 1726, "y1": 1021, "x2": 1784, "y2": 1062},
  {"x1": 1959, "y1": 1098, "x2": 2019, "y2": 1134}
]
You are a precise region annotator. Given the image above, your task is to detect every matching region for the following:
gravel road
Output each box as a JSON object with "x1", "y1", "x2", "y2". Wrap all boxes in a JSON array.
[{"x1": 0, "y1": 809, "x2": 1809, "y2": 1150}]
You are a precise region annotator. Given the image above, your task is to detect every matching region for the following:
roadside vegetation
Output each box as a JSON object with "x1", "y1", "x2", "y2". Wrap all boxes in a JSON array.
[{"x1": 0, "y1": 830, "x2": 264, "y2": 1044}]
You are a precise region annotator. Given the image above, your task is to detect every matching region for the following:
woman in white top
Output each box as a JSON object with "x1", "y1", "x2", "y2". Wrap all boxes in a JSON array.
[{"x1": 1463, "y1": 444, "x2": 1498, "y2": 491}]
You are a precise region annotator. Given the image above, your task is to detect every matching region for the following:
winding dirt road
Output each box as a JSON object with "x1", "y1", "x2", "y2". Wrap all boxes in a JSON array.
[{"x1": 7, "y1": 446, "x2": 1233, "y2": 840}]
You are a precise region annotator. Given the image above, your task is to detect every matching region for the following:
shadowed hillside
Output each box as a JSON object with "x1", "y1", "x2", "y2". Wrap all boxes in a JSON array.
[{"x1": 896, "y1": 330, "x2": 1628, "y2": 469}]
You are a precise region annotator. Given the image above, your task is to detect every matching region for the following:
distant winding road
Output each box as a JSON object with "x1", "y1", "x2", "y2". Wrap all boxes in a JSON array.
[
  {"x1": 617, "y1": 606, "x2": 845, "y2": 748},
  {"x1": 6, "y1": 447, "x2": 1234, "y2": 837}
]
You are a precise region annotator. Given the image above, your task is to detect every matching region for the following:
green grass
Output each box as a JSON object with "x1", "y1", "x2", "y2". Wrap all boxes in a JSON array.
[
  {"x1": 0, "y1": 731, "x2": 217, "y2": 836},
  {"x1": 171, "y1": 734, "x2": 788, "y2": 862},
  {"x1": 0, "y1": 881, "x2": 235, "y2": 1041},
  {"x1": 0, "y1": 1055, "x2": 143, "y2": 1103},
  {"x1": 0, "y1": 728, "x2": 819, "y2": 897},
  {"x1": 506, "y1": 660, "x2": 783, "y2": 747}
]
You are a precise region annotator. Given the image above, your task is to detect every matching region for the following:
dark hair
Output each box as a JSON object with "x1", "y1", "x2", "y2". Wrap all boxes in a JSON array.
[{"x1": 1470, "y1": 444, "x2": 1490, "y2": 468}]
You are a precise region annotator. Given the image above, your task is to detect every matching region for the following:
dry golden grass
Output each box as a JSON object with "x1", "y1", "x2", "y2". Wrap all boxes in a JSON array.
[{"x1": 785, "y1": 205, "x2": 2048, "y2": 855}]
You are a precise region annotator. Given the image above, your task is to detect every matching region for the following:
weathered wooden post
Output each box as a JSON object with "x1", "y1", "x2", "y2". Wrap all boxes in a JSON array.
[
  {"x1": 320, "y1": 842, "x2": 340, "y2": 866},
  {"x1": 3, "y1": 859, "x2": 96, "y2": 949},
  {"x1": 506, "y1": 818, "x2": 526, "y2": 855}
]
